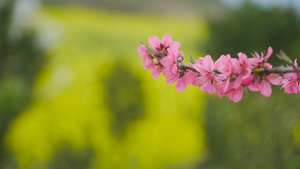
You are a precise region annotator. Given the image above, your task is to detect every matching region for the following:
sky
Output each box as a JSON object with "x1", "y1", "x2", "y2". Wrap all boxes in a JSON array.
[{"x1": 221, "y1": 0, "x2": 300, "y2": 11}]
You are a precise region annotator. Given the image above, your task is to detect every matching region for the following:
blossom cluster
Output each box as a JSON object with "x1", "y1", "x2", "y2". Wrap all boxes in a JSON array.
[{"x1": 137, "y1": 33, "x2": 300, "y2": 102}]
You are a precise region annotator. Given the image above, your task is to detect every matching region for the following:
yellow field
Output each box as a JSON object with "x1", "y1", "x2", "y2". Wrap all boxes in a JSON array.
[{"x1": 5, "y1": 6, "x2": 209, "y2": 169}]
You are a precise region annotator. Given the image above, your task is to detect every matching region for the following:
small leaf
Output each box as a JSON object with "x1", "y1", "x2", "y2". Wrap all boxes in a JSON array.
[
  {"x1": 140, "y1": 41, "x2": 155, "y2": 54},
  {"x1": 252, "y1": 69, "x2": 263, "y2": 73},
  {"x1": 189, "y1": 54, "x2": 196, "y2": 64},
  {"x1": 276, "y1": 50, "x2": 292, "y2": 65}
]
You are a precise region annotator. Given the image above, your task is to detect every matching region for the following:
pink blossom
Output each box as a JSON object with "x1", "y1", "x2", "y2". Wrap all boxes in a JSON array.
[
  {"x1": 161, "y1": 50, "x2": 179, "y2": 84},
  {"x1": 247, "y1": 79, "x2": 271, "y2": 97},
  {"x1": 246, "y1": 73, "x2": 282, "y2": 97},
  {"x1": 238, "y1": 52, "x2": 253, "y2": 81},
  {"x1": 282, "y1": 59, "x2": 300, "y2": 94},
  {"x1": 137, "y1": 44, "x2": 152, "y2": 68},
  {"x1": 150, "y1": 65, "x2": 162, "y2": 79},
  {"x1": 148, "y1": 33, "x2": 181, "y2": 54},
  {"x1": 267, "y1": 74, "x2": 283, "y2": 86},
  {"x1": 215, "y1": 54, "x2": 245, "y2": 102},
  {"x1": 215, "y1": 54, "x2": 236, "y2": 77},
  {"x1": 138, "y1": 34, "x2": 300, "y2": 102},
  {"x1": 249, "y1": 46, "x2": 273, "y2": 66},
  {"x1": 219, "y1": 52, "x2": 254, "y2": 102},
  {"x1": 221, "y1": 79, "x2": 244, "y2": 102},
  {"x1": 244, "y1": 47, "x2": 283, "y2": 97},
  {"x1": 137, "y1": 44, "x2": 162, "y2": 79},
  {"x1": 161, "y1": 50, "x2": 194, "y2": 92},
  {"x1": 175, "y1": 71, "x2": 197, "y2": 92},
  {"x1": 192, "y1": 55, "x2": 222, "y2": 96},
  {"x1": 226, "y1": 86, "x2": 243, "y2": 102},
  {"x1": 282, "y1": 73, "x2": 299, "y2": 94}
]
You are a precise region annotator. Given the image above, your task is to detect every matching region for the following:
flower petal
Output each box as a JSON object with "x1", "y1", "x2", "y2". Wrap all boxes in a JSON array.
[
  {"x1": 161, "y1": 57, "x2": 173, "y2": 68},
  {"x1": 233, "y1": 75, "x2": 243, "y2": 89},
  {"x1": 242, "y1": 68, "x2": 252, "y2": 79},
  {"x1": 168, "y1": 49, "x2": 178, "y2": 61},
  {"x1": 223, "y1": 78, "x2": 231, "y2": 93},
  {"x1": 202, "y1": 55, "x2": 214, "y2": 72},
  {"x1": 214, "y1": 82, "x2": 224, "y2": 98},
  {"x1": 142, "y1": 56, "x2": 152, "y2": 68},
  {"x1": 137, "y1": 45, "x2": 148, "y2": 56},
  {"x1": 192, "y1": 64, "x2": 203, "y2": 74},
  {"x1": 168, "y1": 41, "x2": 181, "y2": 51},
  {"x1": 148, "y1": 36, "x2": 161, "y2": 48},
  {"x1": 175, "y1": 79, "x2": 187, "y2": 92},
  {"x1": 232, "y1": 86, "x2": 243, "y2": 102},
  {"x1": 151, "y1": 66, "x2": 162, "y2": 79},
  {"x1": 171, "y1": 64, "x2": 178, "y2": 74},
  {"x1": 260, "y1": 80, "x2": 272, "y2": 97},
  {"x1": 162, "y1": 33, "x2": 172, "y2": 47},
  {"x1": 247, "y1": 81, "x2": 260, "y2": 92},
  {"x1": 183, "y1": 72, "x2": 197, "y2": 84},
  {"x1": 267, "y1": 74, "x2": 283, "y2": 85},
  {"x1": 166, "y1": 74, "x2": 178, "y2": 84},
  {"x1": 294, "y1": 59, "x2": 298, "y2": 67},
  {"x1": 265, "y1": 46, "x2": 273, "y2": 61},
  {"x1": 205, "y1": 83, "x2": 215, "y2": 94}
]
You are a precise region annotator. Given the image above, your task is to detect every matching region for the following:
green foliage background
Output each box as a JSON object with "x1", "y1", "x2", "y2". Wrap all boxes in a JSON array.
[
  {"x1": 1, "y1": 1, "x2": 300, "y2": 169},
  {"x1": 202, "y1": 2, "x2": 300, "y2": 169}
]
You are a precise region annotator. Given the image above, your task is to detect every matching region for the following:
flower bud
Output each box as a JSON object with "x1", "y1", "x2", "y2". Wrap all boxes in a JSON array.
[
  {"x1": 177, "y1": 53, "x2": 184, "y2": 62},
  {"x1": 276, "y1": 50, "x2": 293, "y2": 65}
]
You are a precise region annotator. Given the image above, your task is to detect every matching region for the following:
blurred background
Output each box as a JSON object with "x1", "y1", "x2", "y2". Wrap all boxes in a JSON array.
[{"x1": 1, "y1": 0, "x2": 300, "y2": 168}]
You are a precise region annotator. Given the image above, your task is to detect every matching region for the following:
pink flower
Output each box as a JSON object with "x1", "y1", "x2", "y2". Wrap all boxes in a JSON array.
[
  {"x1": 219, "y1": 52, "x2": 254, "y2": 102},
  {"x1": 148, "y1": 33, "x2": 181, "y2": 54},
  {"x1": 215, "y1": 54, "x2": 245, "y2": 102},
  {"x1": 282, "y1": 59, "x2": 300, "y2": 94},
  {"x1": 246, "y1": 73, "x2": 282, "y2": 97},
  {"x1": 175, "y1": 71, "x2": 197, "y2": 92},
  {"x1": 150, "y1": 65, "x2": 162, "y2": 79},
  {"x1": 138, "y1": 34, "x2": 300, "y2": 102},
  {"x1": 238, "y1": 52, "x2": 253, "y2": 82},
  {"x1": 161, "y1": 50, "x2": 180, "y2": 84},
  {"x1": 137, "y1": 44, "x2": 151, "y2": 68},
  {"x1": 137, "y1": 44, "x2": 162, "y2": 79},
  {"x1": 244, "y1": 46, "x2": 282, "y2": 97},
  {"x1": 282, "y1": 73, "x2": 299, "y2": 94},
  {"x1": 226, "y1": 86, "x2": 243, "y2": 102},
  {"x1": 249, "y1": 46, "x2": 273, "y2": 67},
  {"x1": 215, "y1": 54, "x2": 235, "y2": 77},
  {"x1": 192, "y1": 55, "x2": 222, "y2": 96},
  {"x1": 161, "y1": 50, "x2": 194, "y2": 92}
]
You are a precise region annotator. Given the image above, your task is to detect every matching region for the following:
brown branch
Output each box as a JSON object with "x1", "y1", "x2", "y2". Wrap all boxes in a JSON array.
[
  {"x1": 263, "y1": 67, "x2": 300, "y2": 74},
  {"x1": 181, "y1": 64, "x2": 197, "y2": 72},
  {"x1": 178, "y1": 64, "x2": 300, "y2": 75}
]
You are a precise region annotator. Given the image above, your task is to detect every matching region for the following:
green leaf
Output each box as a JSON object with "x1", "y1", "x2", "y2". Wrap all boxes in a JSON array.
[
  {"x1": 140, "y1": 41, "x2": 155, "y2": 54},
  {"x1": 252, "y1": 69, "x2": 263, "y2": 73},
  {"x1": 189, "y1": 54, "x2": 196, "y2": 64},
  {"x1": 276, "y1": 50, "x2": 293, "y2": 65}
]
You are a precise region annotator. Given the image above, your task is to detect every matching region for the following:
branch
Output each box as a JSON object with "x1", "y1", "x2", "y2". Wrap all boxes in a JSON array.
[
  {"x1": 263, "y1": 67, "x2": 300, "y2": 74},
  {"x1": 138, "y1": 34, "x2": 300, "y2": 102},
  {"x1": 180, "y1": 64, "x2": 300, "y2": 75},
  {"x1": 180, "y1": 64, "x2": 197, "y2": 72}
]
